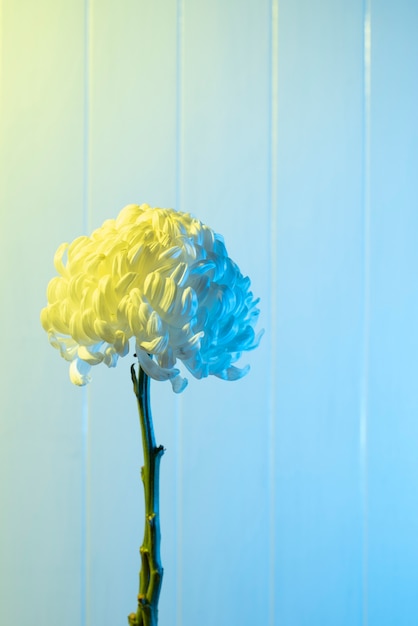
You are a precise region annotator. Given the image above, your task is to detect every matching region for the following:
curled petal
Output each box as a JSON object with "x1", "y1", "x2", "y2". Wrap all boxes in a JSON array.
[
  {"x1": 47, "y1": 276, "x2": 67, "y2": 303},
  {"x1": 136, "y1": 348, "x2": 180, "y2": 382},
  {"x1": 70, "y1": 359, "x2": 92, "y2": 385},
  {"x1": 157, "y1": 346, "x2": 175, "y2": 370},
  {"x1": 78, "y1": 344, "x2": 105, "y2": 364},
  {"x1": 138, "y1": 301, "x2": 154, "y2": 327},
  {"x1": 170, "y1": 374, "x2": 188, "y2": 393},
  {"x1": 125, "y1": 301, "x2": 145, "y2": 337},
  {"x1": 44, "y1": 302, "x2": 69, "y2": 335},
  {"x1": 103, "y1": 346, "x2": 119, "y2": 368},
  {"x1": 40, "y1": 307, "x2": 51, "y2": 332},
  {"x1": 170, "y1": 262, "x2": 188, "y2": 287},
  {"x1": 214, "y1": 364, "x2": 250, "y2": 381},
  {"x1": 190, "y1": 259, "x2": 216, "y2": 276},
  {"x1": 160, "y1": 245, "x2": 182, "y2": 260},
  {"x1": 116, "y1": 272, "x2": 139, "y2": 297},
  {"x1": 81, "y1": 308, "x2": 100, "y2": 341},
  {"x1": 53, "y1": 242, "x2": 69, "y2": 276},
  {"x1": 140, "y1": 335, "x2": 168, "y2": 354},
  {"x1": 93, "y1": 319, "x2": 116, "y2": 344},
  {"x1": 49, "y1": 333, "x2": 78, "y2": 361},
  {"x1": 69, "y1": 312, "x2": 92, "y2": 345},
  {"x1": 180, "y1": 287, "x2": 198, "y2": 320},
  {"x1": 218, "y1": 317, "x2": 238, "y2": 346},
  {"x1": 146, "y1": 310, "x2": 162, "y2": 337},
  {"x1": 114, "y1": 330, "x2": 129, "y2": 357}
]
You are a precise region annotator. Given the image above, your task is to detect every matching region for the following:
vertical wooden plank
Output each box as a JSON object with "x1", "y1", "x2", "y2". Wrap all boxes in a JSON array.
[
  {"x1": 274, "y1": 1, "x2": 364, "y2": 624},
  {"x1": 86, "y1": 1, "x2": 178, "y2": 624},
  {"x1": 0, "y1": 1, "x2": 85, "y2": 625},
  {"x1": 180, "y1": 1, "x2": 271, "y2": 625},
  {"x1": 368, "y1": 3, "x2": 418, "y2": 624}
]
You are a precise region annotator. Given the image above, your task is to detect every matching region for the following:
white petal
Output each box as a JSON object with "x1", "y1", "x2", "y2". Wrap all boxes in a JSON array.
[
  {"x1": 49, "y1": 333, "x2": 78, "y2": 361},
  {"x1": 140, "y1": 335, "x2": 168, "y2": 353},
  {"x1": 70, "y1": 359, "x2": 92, "y2": 386},
  {"x1": 103, "y1": 346, "x2": 119, "y2": 368},
  {"x1": 77, "y1": 344, "x2": 105, "y2": 365},
  {"x1": 170, "y1": 374, "x2": 188, "y2": 393},
  {"x1": 136, "y1": 348, "x2": 180, "y2": 382},
  {"x1": 214, "y1": 364, "x2": 250, "y2": 381}
]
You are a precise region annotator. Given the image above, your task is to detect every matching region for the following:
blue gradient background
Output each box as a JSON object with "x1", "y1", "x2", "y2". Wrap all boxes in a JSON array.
[{"x1": 1, "y1": 1, "x2": 418, "y2": 625}]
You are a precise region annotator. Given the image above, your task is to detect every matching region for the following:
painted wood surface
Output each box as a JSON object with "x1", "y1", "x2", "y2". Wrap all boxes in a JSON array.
[
  {"x1": 274, "y1": 2, "x2": 365, "y2": 624},
  {"x1": 368, "y1": 2, "x2": 418, "y2": 624},
  {"x1": 0, "y1": 1, "x2": 86, "y2": 624},
  {"x1": 1, "y1": 2, "x2": 417, "y2": 626}
]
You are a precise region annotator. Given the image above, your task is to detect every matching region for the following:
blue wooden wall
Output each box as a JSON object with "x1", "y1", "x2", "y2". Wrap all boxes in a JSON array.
[{"x1": 1, "y1": 1, "x2": 417, "y2": 625}]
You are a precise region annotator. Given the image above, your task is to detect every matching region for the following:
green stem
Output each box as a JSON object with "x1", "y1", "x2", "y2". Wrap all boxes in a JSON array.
[{"x1": 128, "y1": 364, "x2": 164, "y2": 626}]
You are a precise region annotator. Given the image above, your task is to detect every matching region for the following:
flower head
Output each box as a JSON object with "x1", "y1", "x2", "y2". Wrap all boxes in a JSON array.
[{"x1": 41, "y1": 204, "x2": 262, "y2": 392}]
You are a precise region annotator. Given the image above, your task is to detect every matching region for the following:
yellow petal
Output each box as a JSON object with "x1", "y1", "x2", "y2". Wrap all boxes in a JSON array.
[{"x1": 53, "y1": 242, "x2": 69, "y2": 275}]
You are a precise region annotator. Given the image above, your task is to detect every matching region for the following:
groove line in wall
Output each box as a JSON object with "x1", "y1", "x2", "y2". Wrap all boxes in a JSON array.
[
  {"x1": 81, "y1": 0, "x2": 92, "y2": 625},
  {"x1": 361, "y1": 1, "x2": 372, "y2": 624},
  {"x1": 175, "y1": 1, "x2": 185, "y2": 624},
  {"x1": 269, "y1": 0, "x2": 279, "y2": 624}
]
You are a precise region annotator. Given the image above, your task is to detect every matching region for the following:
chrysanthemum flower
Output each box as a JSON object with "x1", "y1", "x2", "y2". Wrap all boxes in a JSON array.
[{"x1": 41, "y1": 203, "x2": 262, "y2": 392}]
